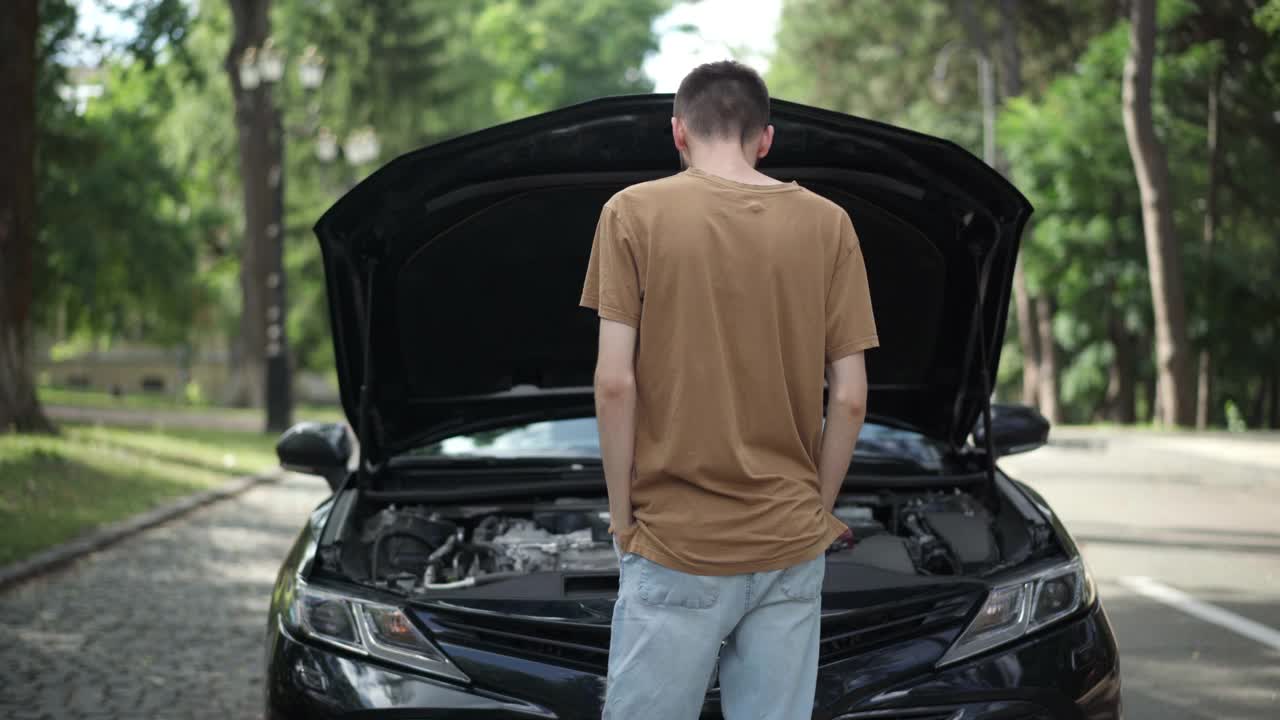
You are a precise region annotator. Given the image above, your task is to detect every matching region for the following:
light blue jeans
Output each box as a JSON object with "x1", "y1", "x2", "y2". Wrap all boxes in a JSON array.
[{"x1": 604, "y1": 542, "x2": 825, "y2": 719}]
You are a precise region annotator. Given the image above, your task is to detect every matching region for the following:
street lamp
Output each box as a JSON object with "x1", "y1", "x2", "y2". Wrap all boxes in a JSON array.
[
  {"x1": 238, "y1": 47, "x2": 260, "y2": 90},
  {"x1": 315, "y1": 127, "x2": 338, "y2": 162},
  {"x1": 343, "y1": 127, "x2": 381, "y2": 166},
  {"x1": 931, "y1": 38, "x2": 997, "y2": 167},
  {"x1": 298, "y1": 45, "x2": 326, "y2": 90},
  {"x1": 233, "y1": 38, "x2": 342, "y2": 431},
  {"x1": 257, "y1": 38, "x2": 285, "y2": 84}
]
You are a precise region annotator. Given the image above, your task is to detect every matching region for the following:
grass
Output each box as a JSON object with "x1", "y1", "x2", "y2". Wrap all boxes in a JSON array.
[
  {"x1": 39, "y1": 386, "x2": 345, "y2": 423},
  {"x1": 0, "y1": 423, "x2": 280, "y2": 566}
]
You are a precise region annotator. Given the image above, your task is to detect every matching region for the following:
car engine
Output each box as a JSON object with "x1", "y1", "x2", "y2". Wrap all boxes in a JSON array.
[
  {"x1": 359, "y1": 504, "x2": 617, "y2": 592},
  {"x1": 355, "y1": 490, "x2": 1001, "y2": 592}
]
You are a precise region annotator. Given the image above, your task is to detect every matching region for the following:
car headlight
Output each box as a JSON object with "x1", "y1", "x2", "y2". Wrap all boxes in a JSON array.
[
  {"x1": 938, "y1": 558, "x2": 1096, "y2": 666},
  {"x1": 282, "y1": 577, "x2": 469, "y2": 683}
]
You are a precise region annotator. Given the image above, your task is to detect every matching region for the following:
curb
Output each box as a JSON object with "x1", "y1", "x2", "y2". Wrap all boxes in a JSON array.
[{"x1": 0, "y1": 468, "x2": 284, "y2": 592}]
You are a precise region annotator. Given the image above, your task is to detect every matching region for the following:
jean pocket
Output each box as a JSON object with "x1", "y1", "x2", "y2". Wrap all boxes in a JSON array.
[
  {"x1": 779, "y1": 555, "x2": 826, "y2": 601},
  {"x1": 637, "y1": 557, "x2": 720, "y2": 609}
]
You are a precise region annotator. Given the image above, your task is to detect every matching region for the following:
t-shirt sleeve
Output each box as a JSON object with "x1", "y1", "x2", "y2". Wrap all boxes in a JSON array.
[
  {"x1": 825, "y1": 214, "x2": 879, "y2": 363},
  {"x1": 580, "y1": 203, "x2": 642, "y2": 328}
]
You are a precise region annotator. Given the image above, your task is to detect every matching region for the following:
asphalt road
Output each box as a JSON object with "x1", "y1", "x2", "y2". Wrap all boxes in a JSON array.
[
  {"x1": 1001, "y1": 430, "x2": 1280, "y2": 719},
  {"x1": 0, "y1": 430, "x2": 1275, "y2": 718}
]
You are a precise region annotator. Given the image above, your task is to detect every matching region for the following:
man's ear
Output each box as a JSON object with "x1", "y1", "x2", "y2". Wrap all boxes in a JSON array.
[
  {"x1": 672, "y1": 116, "x2": 689, "y2": 154},
  {"x1": 754, "y1": 124, "x2": 775, "y2": 161}
]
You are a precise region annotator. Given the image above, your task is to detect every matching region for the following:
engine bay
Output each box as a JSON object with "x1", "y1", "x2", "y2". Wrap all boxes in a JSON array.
[
  {"x1": 359, "y1": 500, "x2": 617, "y2": 592},
  {"x1": 335, "y1": 489, "x2": 1013, "y2": 595}
]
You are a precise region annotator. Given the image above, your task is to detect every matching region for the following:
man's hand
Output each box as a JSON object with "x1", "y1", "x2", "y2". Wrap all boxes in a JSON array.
[
  {"x1": 818, "y1": 352, "x2": 868, "y2": 512},
  {"x1": 594, "y1": 319, "x2": 639, "y2": 534}
]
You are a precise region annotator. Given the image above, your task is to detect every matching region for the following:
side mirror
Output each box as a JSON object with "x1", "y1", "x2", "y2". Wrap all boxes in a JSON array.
[
  {"x1": 973, "y1": 403, "x2": 1050, "y2": 458},
  {"x1": 277, "y1": 422, "x2": 352, "y2": 491}
]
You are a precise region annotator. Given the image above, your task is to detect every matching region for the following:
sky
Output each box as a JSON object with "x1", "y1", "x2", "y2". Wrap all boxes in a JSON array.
[{"x1": 73, "y1": 0, "x2": 784, "y2": 90}]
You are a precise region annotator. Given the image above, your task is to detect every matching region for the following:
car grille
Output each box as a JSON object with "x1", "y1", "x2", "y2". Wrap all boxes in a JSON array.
[
  {"x1": 818, "y1": 591, "x2": 975, "y2": 665},
  {"x1": 829, "y1": 707, "x2": 962, "y2": 712},
  {"x1": 424, "y1": 590, "x2": 975, "y2": 674},
  {"x1": 835, "y1": 706, "x2": 1052, "y2": 720},
  {"x1": 428, "y1": 608, "x2": 613, "y2": 672}
]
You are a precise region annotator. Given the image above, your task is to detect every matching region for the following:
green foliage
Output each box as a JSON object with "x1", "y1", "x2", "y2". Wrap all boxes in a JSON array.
[
  {"x1": 999, "y1": 24, "x2": 1153, "y2": 310},
  {"x1": 153, "y1": 2, "x2": 243, "y2": 344},
  {"x1": 997, "y1": 11, "x2": 1280, "y2": 423},
  {"x1": 770, "y1": 0, "x2": 1280, "y2": 427},
  {"x1": 770, "y1": 0, "x2": 982, "y2": 151},
  {"x1": 33, "y1": 0, "x2": 1275, "y2": 427},
  {"x1": 267, "y1": 0, "x2": 671, "y2": 373},
  {"x1": 470, "y1": 0, "x2": 668, "y2": 118},
  {"x1": 34, "y1": 0, "x2": 671, "y2": 380},
  {"x1": 35, "y1": 0, "x2": 204, "y2": 346},
  {"x1": 117, "y1": 0, "x2": 196, "y2": 72},
  {"x1": 1255, "y1": 0, "x2": 1280, "y2": 33},
  {"x1": 769, "y1": 0, "x2": 1117, "y2": 155}
]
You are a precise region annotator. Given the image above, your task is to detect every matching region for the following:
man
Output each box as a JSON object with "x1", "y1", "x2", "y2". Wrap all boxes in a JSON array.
[{"x1": 580, "y1": 61, "x2": 878, "y2": 719}]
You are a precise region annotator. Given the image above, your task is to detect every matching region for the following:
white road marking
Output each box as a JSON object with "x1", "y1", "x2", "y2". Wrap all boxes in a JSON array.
[{"x1": 1120, "y1": 576, "x2": 1280, "y2": 652}]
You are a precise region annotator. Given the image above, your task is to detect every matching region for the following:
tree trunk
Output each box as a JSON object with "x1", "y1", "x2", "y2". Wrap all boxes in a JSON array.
[
  {"x1": 1121, "y1": 0, "x2": 1194, "y2": 426},
  {"x1": 1250, "y1": 374, "x2": 1268, "y2": 429},
  {"x1": 1141, "y1": 368, "x2": 1157, "y2": 424},
  {"x1": 1270, "y1": 367, "x2": 1280, "y2": 429},
  {"x1": 1034, "y1": 295, "x2": 1060, "y2": 423},
  {"x1": 226, "y1": 0, "x2": 292, "y2": 432},
  {"x1": 996, "y1": 0, "x2": 1040, "y2": 409},
  {"x1": 0, "y1": 0, "x2": 54, "y2": 434},
  {"x1": 1195, "y1": 66, "x2": 1221, "y2": 429},
  {"x1": 1105, "y1": 314, "x2": 1137, "y2": 423},
  {"x1": 1012, "y1": 264, "x2": 1040, "y2": 408}
]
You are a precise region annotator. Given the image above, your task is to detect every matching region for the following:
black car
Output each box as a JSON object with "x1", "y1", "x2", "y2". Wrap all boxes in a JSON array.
[{"x1": 264, "y1": 95, "x2": 1122, "y2": 719}]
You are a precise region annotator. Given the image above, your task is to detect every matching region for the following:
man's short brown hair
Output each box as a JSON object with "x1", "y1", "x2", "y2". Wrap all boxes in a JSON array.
[{"x1": 673, "y1": 60, "x2": 770, "y2": 143}]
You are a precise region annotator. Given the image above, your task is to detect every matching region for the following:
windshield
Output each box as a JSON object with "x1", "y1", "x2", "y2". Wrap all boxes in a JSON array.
[{"x1": 407, "y1": 417, "x2": 945, "y2": 470}]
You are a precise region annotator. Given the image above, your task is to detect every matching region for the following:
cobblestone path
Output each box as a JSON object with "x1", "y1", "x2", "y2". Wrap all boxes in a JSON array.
[{"x1": 0, "y1": 474, "x2": 328, "y2": 720}]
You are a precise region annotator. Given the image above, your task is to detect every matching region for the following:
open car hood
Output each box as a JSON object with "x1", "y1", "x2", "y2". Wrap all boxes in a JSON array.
[{"x1": 314, "y1": 95, "x2": 1031, "y2": 463}]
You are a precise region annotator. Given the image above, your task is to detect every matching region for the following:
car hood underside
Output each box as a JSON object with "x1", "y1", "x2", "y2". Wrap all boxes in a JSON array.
[{"x1": 314, "y1": 94, "x2": 1031, "y2": 462}]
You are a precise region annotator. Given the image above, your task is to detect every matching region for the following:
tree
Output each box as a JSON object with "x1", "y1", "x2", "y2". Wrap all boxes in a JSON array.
[
  {"x1": 0, "y1": 0, "x2": 53, "y2": 433},
  {"x1": 4, "y1": 0, "x2": 208, "y2": 430},
  {"x1": 770, "y1": 0, "x2": 1118, "y2": 420},
  {"x1": 469, "y1": 0, "x2": 669, "y2": 118},
  {"x1": 1000, "y1": 38, "x2": 1153, "y2": 425},
  {"x1": 225, "y1": 0, "x2": 291, "y2": 431},
  {"x1": 998, "y1": 0, "x2": 1042, "y2": 411},
  {"x1": 1196, "y1": 62, "x2": 1219, "y2": 429},
  {"x1": 771, "y1": 0, "x2": 984, "y2": 149},
  {"x1": 1157, "y1": 0, "x2": 1280, "y2": 429},
  {"x1": 38, "y1": 63, "x2": 205, "y2": 348},
  {"x1": 273, "y1": 0, "x2": 672, "y2": 383},
  {"x1": 1122, "y1": 0, "x2": 1193, "y2": 426}
]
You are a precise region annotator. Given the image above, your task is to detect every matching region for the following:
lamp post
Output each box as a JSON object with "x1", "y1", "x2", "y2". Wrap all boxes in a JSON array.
[
  {"x1": 231, "y1": 35, "x2": 337, "y2": 432},
  {"x1": 231, "y1": 31, "x2": 379, "y2": 431},
  {"x1": 931, "y1": 38, "x2": 997, "y2": 167}
]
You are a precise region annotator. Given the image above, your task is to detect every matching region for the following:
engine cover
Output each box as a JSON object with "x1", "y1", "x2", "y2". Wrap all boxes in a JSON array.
[{"x1": 488, "y1": 520, "x2": 615, "y2": 573}]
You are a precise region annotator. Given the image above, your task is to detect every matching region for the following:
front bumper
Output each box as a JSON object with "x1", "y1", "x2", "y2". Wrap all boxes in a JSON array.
[{"x1": 266, "y1": 602, "x2": 1120, "y2": 720}]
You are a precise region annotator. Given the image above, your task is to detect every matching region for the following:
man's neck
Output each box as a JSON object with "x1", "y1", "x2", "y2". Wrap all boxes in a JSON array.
[{"x1": 687, "y1": 144, "x2": 777, "y2": 186}]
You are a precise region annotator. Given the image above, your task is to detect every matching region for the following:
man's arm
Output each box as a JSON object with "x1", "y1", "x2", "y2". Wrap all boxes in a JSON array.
[
  {"x1": 818, "y1": 352, "x2": 868, "y2": 512},
  {"x1": 594, "y1": 318, "x2": 639, "y2": 533}
]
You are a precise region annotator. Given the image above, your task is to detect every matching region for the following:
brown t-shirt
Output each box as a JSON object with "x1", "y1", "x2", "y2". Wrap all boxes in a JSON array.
[{"x1": 580, "y1": 167, "x2": 879, "y2": 575}]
